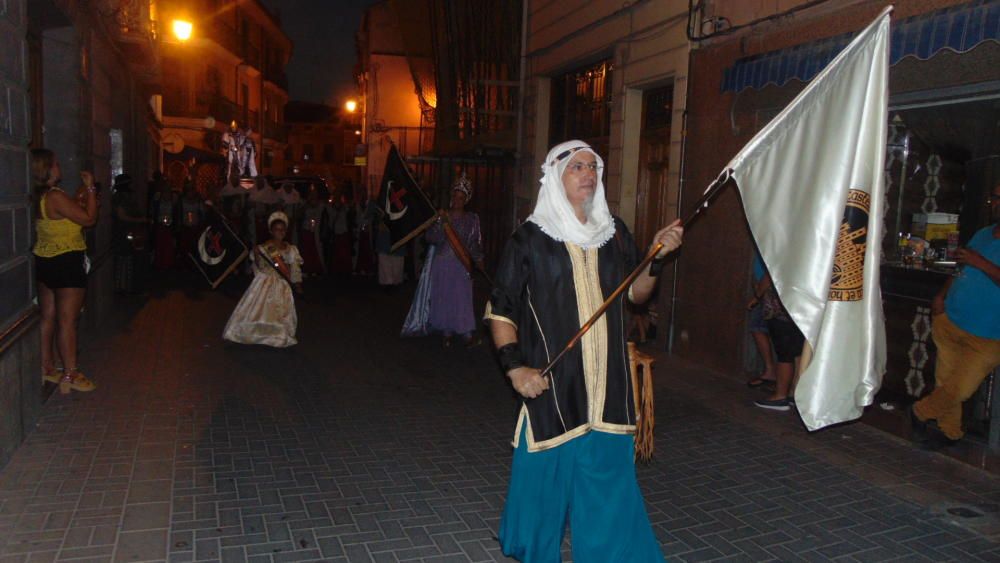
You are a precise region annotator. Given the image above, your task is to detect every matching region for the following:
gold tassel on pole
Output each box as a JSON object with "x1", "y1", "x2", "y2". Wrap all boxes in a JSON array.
[{"x1": 629, "y1": 342, "x2": 656, "y2": 463}]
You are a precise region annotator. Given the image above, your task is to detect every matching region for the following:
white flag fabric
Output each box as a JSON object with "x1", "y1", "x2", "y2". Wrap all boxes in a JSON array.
[{"x1": 726, "y1": 7, "x2": 890, "y2": 430}]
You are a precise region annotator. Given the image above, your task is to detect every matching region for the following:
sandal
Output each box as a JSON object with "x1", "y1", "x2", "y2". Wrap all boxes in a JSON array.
[
  {"x1": 59, "y1": 370, "x2": 97, "y2": 394},
  {"x1": 43, "y1": 367, "x2": 63, "y2": 384}
]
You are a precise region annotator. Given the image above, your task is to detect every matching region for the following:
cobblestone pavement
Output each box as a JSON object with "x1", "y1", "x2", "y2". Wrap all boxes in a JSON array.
[{"x1": 1, "y1": 276, "x2": 999, "y2": 562}]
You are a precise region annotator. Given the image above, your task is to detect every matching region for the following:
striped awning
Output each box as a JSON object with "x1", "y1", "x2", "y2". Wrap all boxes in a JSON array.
[{"x1": 721, "y1": 0, "x2": 1000, "y2": 92}]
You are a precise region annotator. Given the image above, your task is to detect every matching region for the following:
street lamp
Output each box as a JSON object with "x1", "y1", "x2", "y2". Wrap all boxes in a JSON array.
[
  {"x1": 345, "y1": 99, "x2": 358, "y2": 113},
  {"x1": 172, "y1": 19, "x2": 193, "y2": 42}
]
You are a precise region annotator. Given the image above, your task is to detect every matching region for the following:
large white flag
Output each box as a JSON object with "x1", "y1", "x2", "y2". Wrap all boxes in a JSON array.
[{"x1": 726, "y1": 7, "x2": 890, "y2": 430}]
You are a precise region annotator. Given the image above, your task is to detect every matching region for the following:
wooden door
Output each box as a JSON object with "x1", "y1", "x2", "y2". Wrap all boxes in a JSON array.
[{"x1": 635, "y1": 85, "x2": 673, "y2": 250}]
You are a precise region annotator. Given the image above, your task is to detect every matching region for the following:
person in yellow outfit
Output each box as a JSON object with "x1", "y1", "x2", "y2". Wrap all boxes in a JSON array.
[{"x1": 31, "y1": 149, "x2": 100, "y2": 394}]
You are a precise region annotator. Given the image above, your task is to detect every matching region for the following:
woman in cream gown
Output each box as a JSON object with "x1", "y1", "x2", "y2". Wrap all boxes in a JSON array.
[{"x1": 223, "y1": 211, "x2": 303, "y2": 347}]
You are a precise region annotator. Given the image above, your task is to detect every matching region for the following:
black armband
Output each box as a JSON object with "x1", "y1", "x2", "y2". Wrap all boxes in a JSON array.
[
  {"x1": 648, "y1": 257, "x2": 667, "y2": 277},
  {"x1": 497, "y1": 343, "x2": 524, "y2": 373}
]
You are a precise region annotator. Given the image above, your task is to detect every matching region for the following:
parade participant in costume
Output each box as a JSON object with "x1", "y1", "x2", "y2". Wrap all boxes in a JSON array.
[
  {"x1": 150, "y1": 172, "x2": 178, "y2": 270},
  {"x1": 329, "y1": 193, "x2": 354, "y2": 277},
  {"x1": 354, "y1": 192, "x2": 378, "y2": 277},
  {"x1": 32, "y1": 149, "x2": 100, "y2": 394},
  {"x1": 299, "y1": 185, "x2": 329, "y2": 276},
  {"x1": 486, "y1": 140, "x2": 683, "y2": 562},
  {"x1": 111, "y1": 174, "x2": 149, "y2": 293},
  {"x1": 278, "y1": 181, "x2": 303, "y2": 244},
  {"x1": 223, "y1": 211, "x2": 303, "y2": 347},
  {"x1": 425, "y1": 173, "x2": 484, "y2": 346},
  {"x1": 375, "y1": 215, "x2": 406, "y2": 290},
  {"x1": 177, "y1": 186, "x2": 206, "y2": 268},
  {"x1": 219, "y1": 177, "x2": 248, "y2": 234},
  {"x1": 248, "y1": 177, "x2": 279, "y2": 247}
]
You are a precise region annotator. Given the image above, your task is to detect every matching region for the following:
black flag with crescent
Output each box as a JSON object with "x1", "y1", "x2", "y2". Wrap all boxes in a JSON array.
[
  {"x1": 377, "y1": 145, "x2": 435, "y2": 245},
  {"x1": 189, "y1": 207, "x2": 248, "y2": 288}
]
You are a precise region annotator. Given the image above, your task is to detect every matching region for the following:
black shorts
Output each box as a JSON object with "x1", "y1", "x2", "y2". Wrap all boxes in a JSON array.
[
  {"x1": 35, "y1": 251, "x2": 88, "y2": 289},
  {"x1": 766, "y1": 317, "x2": 805, "y2": 363}
]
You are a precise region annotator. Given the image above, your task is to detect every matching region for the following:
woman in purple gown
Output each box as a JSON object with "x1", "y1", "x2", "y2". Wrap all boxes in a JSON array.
[{"x1": 426, "y1": 174, "x2": 484, "y2": 346}]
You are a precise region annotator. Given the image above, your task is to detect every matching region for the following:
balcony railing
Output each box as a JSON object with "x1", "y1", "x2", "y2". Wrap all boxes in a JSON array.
[
  {"x1": 209, "y1": 21, "x2": 262, "y2": 70},
  {"x1": 264, "y1": 121, "x2": 288, "y2": 143},
  {"x1": 101, "y1": 0, "x2": 158, "y2": 80},
  {"x1": 163, "y1": 93, "x2": 242, "y2": 126}
]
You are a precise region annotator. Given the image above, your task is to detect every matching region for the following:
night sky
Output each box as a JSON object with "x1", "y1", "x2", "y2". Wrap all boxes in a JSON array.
[{"x1": 259, "y1": 0, "x2": 379, "y2": 107}]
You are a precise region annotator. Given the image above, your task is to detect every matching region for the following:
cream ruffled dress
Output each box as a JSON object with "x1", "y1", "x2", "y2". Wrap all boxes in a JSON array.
[{"x1": 223, "y1": 243, "x2": 303, "y2": 347}]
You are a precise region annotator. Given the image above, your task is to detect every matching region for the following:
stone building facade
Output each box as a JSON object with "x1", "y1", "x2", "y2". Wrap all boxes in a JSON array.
[
  {"x1": 516, "y1": 0, "x2": 691, "y2": 345},
  {"x1": 1, "y1": 0, "x2": 163, "y2": 468}
]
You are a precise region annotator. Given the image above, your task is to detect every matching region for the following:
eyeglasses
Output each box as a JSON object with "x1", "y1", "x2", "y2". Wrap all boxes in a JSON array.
[{"x1": 565, "y1": 162, "x2": 603, "y2": 175}]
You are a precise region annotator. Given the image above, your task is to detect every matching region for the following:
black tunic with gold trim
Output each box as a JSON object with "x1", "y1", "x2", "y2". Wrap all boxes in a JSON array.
[{"x1": 486, "y1": 217, "x2": 640, "y2": 452}]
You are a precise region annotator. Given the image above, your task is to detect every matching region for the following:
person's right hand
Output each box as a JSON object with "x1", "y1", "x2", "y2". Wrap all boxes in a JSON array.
[
  {"x1": 747, "y1": 296, "x2": 759, "y2": 310},
  {"x1": 508, "y1": 367, "x2": 549, "y2": 399}
]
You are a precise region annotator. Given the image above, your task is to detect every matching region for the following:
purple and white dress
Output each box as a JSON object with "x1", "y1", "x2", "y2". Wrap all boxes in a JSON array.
[{"x1": 418, "y1": 212, "x2": 483, "y2": 337}]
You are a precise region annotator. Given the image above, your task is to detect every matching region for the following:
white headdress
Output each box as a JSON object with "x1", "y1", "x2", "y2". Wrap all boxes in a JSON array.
[
  {"x1": 267, "y1": 211, "x2": 288, "y2": 229},
  {"x1": 453, "y1": 172, "x2": 472, "y2": 201},
  {"x1": 527, "y1": 140, "x2": 615, "y2": 248}
]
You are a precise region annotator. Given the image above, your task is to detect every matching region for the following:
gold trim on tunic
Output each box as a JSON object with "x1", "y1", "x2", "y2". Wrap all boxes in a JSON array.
[{"x1": 483, "y1": 302, "x2": 517, "y2": 329}]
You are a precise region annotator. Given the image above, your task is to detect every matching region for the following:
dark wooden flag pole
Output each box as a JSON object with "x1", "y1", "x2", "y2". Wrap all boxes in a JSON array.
[
  {"x1": 391, "y1": 161, "x2": 496, "y2": 286},
  {"x1": 538, "y1": 170, "x2": 732, "y2": 379}
]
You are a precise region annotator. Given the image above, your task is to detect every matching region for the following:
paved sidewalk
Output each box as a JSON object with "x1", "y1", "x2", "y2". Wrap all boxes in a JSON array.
[{"x1": 0, "y1": 277, "x2": 998, "y2": 562}]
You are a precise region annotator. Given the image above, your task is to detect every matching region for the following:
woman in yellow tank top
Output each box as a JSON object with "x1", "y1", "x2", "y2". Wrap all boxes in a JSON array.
[{"x1": 31, "y1": 149, "x2": 99, "y2": 394}]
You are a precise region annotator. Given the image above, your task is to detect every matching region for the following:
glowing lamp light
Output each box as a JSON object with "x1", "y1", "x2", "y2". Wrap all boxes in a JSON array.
[
  {"x1": 345, "y1": 99, "x2": 358, "y2": 113},
  {"x1": 172, "y1": 20, "x2": 193, "y2": 41},
  {"x1": 354, "y1": 130, "x2": 361, "y2": 136}
]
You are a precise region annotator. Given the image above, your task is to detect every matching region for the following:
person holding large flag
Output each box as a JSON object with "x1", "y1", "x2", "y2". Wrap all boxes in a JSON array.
[
  {"x1": 912, "y1": 184, "x2": 1000, "y2": 448},
  {"x1": 425, "y1": 173, "x2": 484, "y2": 347},
  {"x1": 486, "y1": 140, "x2": 683, "y2": 562}
]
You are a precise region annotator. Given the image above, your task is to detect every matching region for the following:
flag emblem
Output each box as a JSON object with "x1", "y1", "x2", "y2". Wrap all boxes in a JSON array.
[
  {"x1": 829, "y1": 189, "x2": 870, "y2": 302},
  {"x1": 198, "y1": 226, "x2": 228, "y2": 266},
  {"x1": 189, "y1": 209, "x2": 248, "y2": 288},
  {"x1": 385, "y1": 180, "x2": 409, "y2": 220},
  {"x1": 727, "y1": 7, "x2": 889, "y2": 430},
  {"x1": 377, "y1": 145, "x2": 435, "y2": 246}
]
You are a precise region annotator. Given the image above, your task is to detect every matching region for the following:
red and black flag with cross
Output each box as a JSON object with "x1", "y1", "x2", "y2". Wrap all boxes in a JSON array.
[{"x1": 377, "y1": 145, "x2": 435, "y2": 247}]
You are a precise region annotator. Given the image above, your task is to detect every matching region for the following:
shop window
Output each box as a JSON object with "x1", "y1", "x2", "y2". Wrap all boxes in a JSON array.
[
  {"x1": 303, "y1": 144, "x2": 314, "y2": 161},
  {"x1": 323, "y1": 144, "x2": 334, "y2": 163},
  {"x1": 550, "y1": 60, "x2": 614, "y2": 155},
  {"x1": 284, "y1": 145, "x2": 292, "y2": 161}
]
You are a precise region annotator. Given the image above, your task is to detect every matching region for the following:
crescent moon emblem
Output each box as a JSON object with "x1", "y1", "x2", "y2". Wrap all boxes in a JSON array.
[
  {"x1": 385, "y1": 180, "x2": 408, "y2": 220},
  {"x1": 198, "y1": 227, "x2": 227, "y2": 265}
]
